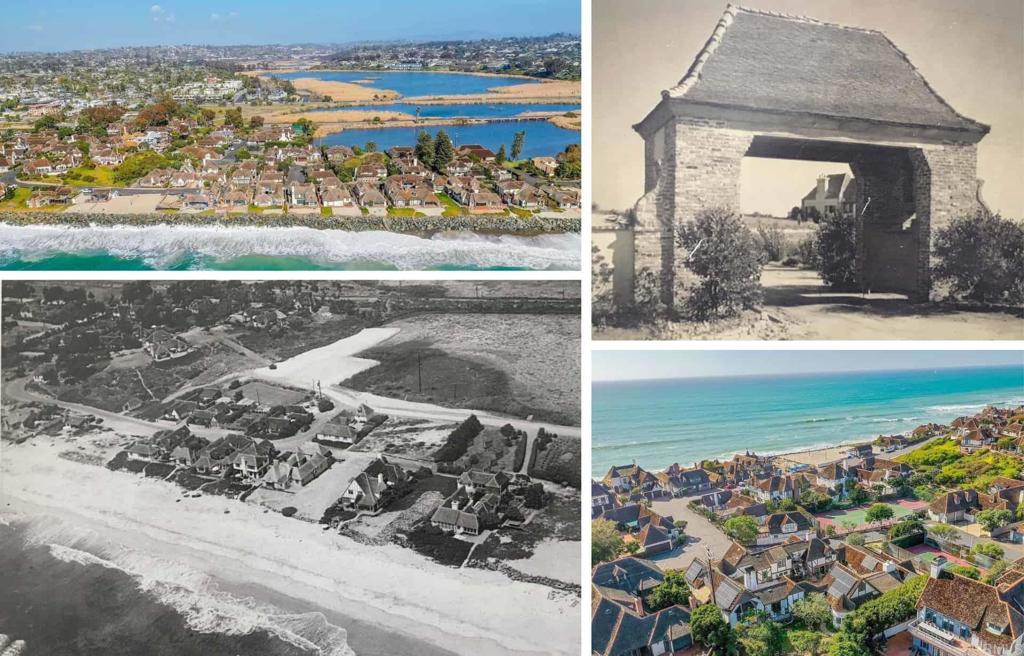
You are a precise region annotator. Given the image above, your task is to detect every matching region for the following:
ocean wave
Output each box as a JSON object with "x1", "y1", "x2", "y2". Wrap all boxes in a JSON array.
[
  {"x1": 928, "y1": 399, "x2": 1024, "y2": 413},
  {"x1": 0, "y1": 223, "x2": 581, "y2": 271},
  {"x1": 31, "y1": 526, "x2": 354, "y2": 656}
]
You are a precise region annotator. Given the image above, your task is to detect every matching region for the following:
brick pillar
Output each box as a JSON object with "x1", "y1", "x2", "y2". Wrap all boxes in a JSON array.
[
  {"x1": 909, "y1": 144, "x2": 980, "y2": 300},
  {"x1": 632, "y1": 118, "x2": 752, "y2": 307},
  {"x1": 850, "y1": 152, "x2": 920, "y2": 297}
]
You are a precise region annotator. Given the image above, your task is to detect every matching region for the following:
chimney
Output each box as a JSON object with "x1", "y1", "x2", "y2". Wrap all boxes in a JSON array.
[
  {"x1": 816, "y1": 174, "x2": 828, "y2": 198},
  {"x1": 930, "y1": 556, "x2": 947, "y2": 579}
]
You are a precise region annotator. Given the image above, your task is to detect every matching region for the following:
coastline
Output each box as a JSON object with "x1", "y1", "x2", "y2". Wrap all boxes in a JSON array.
[
  {"x1": 0, "y1": 438, "x2": 580, "y2": 656},
  {"x1": 0, "y1": 212, "x2": 581, "y2": 235}
]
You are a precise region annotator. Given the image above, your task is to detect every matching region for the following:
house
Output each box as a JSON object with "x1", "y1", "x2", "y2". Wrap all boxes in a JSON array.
[
  {"x1": 456, "y1": 144, "x2": 496, "y2": 162},
  {"x1": 457, "y1": 470, "x2": 510, "y2": 496},
  {"x1": 316, "y1": 414, "x2": 361, "y2": 446},
  {"x1": 758, "y1": 511, "x2": 814, "y2": 545},
  {"x1": 229, "y1": 435, "x2": 275, "y2": 479},
  {"x1": 289, "y1": 183, "x2": 317, "y2": 207},
  {"x1": 143, "y1": 330, "x2": 194, "y2": 362},
  {"x1": 531, "y1": 156, "x2": 558, "y2": 177},
  {"x1": 466, "y1": 191, "x2": 504, "y2": 213},
  {"x1": 602, "y1": 463, "x2": 661, "y2": 494},
  {"x1": 910, "y1": 557, "x2": 1024, "y2": 656},
  {"x1": 592, "y1": 557, "x2": 693, "y2": 656},
  {"x1": 320, "y1": 186, "x2": 354, "y2": 207},
  {"x1": 656, "y1": 463, "x2": 712, "y2": 496},
  {"x1": 824, "y1": 544, "x2": 912, "y2": 626},
  {"x1": 592, "y1": 480, "x2": 618, "y2": 518},
  {"x1": 801, "y1": 173, "x2": 857, "y2": 220},
  {"x1": 341, "y1": 458, "x2": 408, "y2": 511},
  {"x1": 354, "y1": 164, "x2": 387, "y2": 181},
  {"x1": 750, "y1": 475, "x2": 798, "y2": 503},
  {"x1": 928, "y1": 489, "x2": 982, "y2": 523}
]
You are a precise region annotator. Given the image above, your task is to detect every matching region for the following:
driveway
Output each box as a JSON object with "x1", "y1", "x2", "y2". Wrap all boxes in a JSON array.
[{"x1": 651, "y1": 495, "x2": 733, "y2": 569}]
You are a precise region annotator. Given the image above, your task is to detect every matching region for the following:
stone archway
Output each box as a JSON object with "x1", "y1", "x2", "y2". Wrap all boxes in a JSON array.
[{"x1": 631, "y1": 5, "x2": 989, "y2": 306}]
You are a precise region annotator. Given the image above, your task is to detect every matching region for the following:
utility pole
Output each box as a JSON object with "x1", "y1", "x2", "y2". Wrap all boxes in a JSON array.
[
  {"x1": 706, "y1": 544, "x2": 716, "y2": 606},
  {"x1": 417, "y1": 353, "x2": 423, "y2": 394}
]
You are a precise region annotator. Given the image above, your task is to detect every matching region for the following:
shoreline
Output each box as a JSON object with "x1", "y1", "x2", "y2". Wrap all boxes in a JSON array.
[
  {"x1": 0, "y1": 213, "x2": 581, "y2": 235},
  {"x1": 0, "y1": 438, "x2": 579, "y2": 656}
]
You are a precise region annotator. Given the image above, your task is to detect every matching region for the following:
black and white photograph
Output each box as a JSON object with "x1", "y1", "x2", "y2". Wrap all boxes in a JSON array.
[
  {"x1": 0, "y1": 280, "x2": 581, "y2": 656},
  {"x1": 592, "y1": 0, "x2": 1023, "y2": 340}
]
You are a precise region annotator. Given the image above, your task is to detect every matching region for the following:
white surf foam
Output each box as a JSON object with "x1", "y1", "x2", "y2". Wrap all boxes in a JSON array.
[
  {"x1": 25, "y1": 522, "x2": 354, "y2": 656},
  {"x1": 0, "y1": 223, "x2": 581, "y2": 271}
]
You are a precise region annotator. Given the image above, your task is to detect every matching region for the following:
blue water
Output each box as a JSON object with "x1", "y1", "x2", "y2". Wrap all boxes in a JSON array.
[
  {"x1": 311, "y1": 102, "x2": 579, "y2": 119},
  {"x1": 275, "y1": 70, "x2": 539, "y2": 97},
  {"x1": 592, "y1": 364, "x2": 1024, "y2": 476},
  {"x1": 322, "y1": 121, "x2": 578, "y2": 159}
]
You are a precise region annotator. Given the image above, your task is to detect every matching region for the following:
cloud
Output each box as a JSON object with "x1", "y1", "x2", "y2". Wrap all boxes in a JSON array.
[
  {"x1": 150, "y1": 4, "x2": 175, "y2": 23},
  {"x1": 29, "y1": 24, "x2": 43, "y2": 32},
  {"x1": 211, "y1": 10, "x2": 240, "y2": 22},
  {"x1": 210, "y1": 12, "x2": 220, "y2": 21}
]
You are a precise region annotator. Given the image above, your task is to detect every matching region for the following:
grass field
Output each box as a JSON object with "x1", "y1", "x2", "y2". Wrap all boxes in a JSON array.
[
  {"x1": 0, "y1": 187, "x2": 67, "y2": 212},
  {"x1": 236, "y1": 380, "x2": 307, "y2": 406},
  {"x1": 817, "y1": 501, "x2": 923, "y2": 528},
  {"x1": 437, "y1": 193, "x2": 465, "y2": 218},
  {"x1": 64, "y1": 165, "x2": 118, "y2": 187}
]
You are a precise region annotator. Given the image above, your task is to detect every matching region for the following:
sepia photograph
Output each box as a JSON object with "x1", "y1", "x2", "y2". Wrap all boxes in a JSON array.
[
  {"x1": 0, "y1": 1, "x2": 581, "y2": 272},
  {"x1": 592, "y1": 0, "x2": 1024, "y2": 340},
  {"x1": 0, "y1": 279, "x2": 581, "y2": 655},
  {"x1": 592, "y1": 349, "x2": 1024, "y2": 655}
]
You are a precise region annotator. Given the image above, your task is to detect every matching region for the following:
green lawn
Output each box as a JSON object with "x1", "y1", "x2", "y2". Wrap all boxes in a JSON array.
[
  {"x1": 63, "y1": 165, "x2": 118, "y2": 187},
  {"x1": 827, "y1": 503, "x2": 913, "y2": 526},
  {"x1": 0, "y1": 187, "x2": 67, "y2": 212},
  {"x1": 437, "y1": 193, "x2": 465, "y2": 218},
  {"x1": 320, "y1": 206, "x2": 333, "y2": 216},
  {"x1": 386, "y1": 207, "x2": 424, "y2": 218},
  {"x1": 508, "y1": 205, "x2": 534, "y2": 219}
]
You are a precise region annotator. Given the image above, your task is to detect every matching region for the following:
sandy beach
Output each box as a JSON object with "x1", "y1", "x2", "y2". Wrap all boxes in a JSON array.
[
  {"x1": 0, "y1": 437, "x2": 580, "y2": 656},
  {"x1": 250, "y1": 327, "x2": 400, "y2": 389},
  {"x1": 281, "y1": 77, "x2": 400, "y2": 102}
]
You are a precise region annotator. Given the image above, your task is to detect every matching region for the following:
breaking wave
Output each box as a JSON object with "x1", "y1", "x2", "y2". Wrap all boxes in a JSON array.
[
  {"x1": 0, "y1": 223, "x2": 580, "y2": 271},
  {"x1": 24, "y1": 522, "x2": 354, "y2": 656}
]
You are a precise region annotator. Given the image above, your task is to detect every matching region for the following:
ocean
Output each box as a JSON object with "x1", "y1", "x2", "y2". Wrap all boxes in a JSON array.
[
  {"x1": 592, "y1": 364, "x2": 1024, "y2": 476},
  {"x1": 0, "y1": 518, "x2": 456, "y2": 656},
  {"x1": 0, "y1": 224, "x2": 581, "y2": 271}
]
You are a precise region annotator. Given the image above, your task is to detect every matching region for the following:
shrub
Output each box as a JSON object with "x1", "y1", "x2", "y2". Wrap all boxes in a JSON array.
[
  {"x1": 932, "y1": 211, "x2": 1024, "y2": 305},
  {"x1": 281, "y1": 506, "x2": 297, "y2": 517},
  {"x1": 676, "y1": 207, "x2": 764, "y2": 319},
  {"x1": 970, "y1": 542, "x2": 1005, "y2": 560},
  {"x1": 433, "y1": 415, "x2": 484, "y2": 462},
  {"x1": 814, "y1": 211, "x2": 858, "y2": 288},
  {"x1": 796, "y1": 235, "x2": 819, "y2": 269},
  {"x1": 948, "y1": 564, "x2": 981, "y2": 580},
  {"x1": 756, "y1": 224, "x2": 788, "y2": 262}
]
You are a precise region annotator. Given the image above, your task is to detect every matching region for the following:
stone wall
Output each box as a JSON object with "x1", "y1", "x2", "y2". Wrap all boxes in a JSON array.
[{"x1": 0, "y1": 211, "x2": 580, "y2": 235}]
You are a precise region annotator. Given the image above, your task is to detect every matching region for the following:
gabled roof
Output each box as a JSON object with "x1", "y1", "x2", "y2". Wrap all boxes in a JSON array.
[{"x1": 659, "y1": 5, "x2": 988, "y2": 134}]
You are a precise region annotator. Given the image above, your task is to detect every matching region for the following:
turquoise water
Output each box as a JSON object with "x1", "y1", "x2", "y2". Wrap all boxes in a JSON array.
[
  {"x1": 0, "y1": 225, "x2": 581, "y2": 271},
  {"x1": 592, "y1": 364, "x2": 1024, "y2": 476},
  {"x1": 311, "y1": 102, "x2": 580, "y2": 119},
  {"x1": 322, "y1": 121, "x2": 578, "y2": 159},
  {"x1": 275, "y1": 70, "x2": 540, "y2": 97}
]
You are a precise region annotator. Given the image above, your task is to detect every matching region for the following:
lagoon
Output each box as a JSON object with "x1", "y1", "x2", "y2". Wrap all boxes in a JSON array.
[
  {"x1": 321, "y1": 120, "x2": 578, "y2": 159},
  {"x1": 312, "y1": 102, "x2": 579, "y2": 120}
]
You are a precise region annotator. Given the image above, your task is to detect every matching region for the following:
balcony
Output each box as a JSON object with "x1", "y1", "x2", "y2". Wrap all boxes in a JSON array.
[{"x1": 907, "y1": 619, "x2": 991, "y2": 656}]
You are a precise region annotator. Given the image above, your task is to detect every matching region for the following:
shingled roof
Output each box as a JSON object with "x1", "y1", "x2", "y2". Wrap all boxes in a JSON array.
[{"x1": 662, "y1": 5, "x2": 988, "y2": 133}]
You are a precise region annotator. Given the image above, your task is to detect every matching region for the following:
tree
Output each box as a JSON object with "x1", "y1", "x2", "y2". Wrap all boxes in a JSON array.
[
  {"x1": 975, "y1": 508, "x2": 1015, "y2": 533},
  {"x1": 933, "y1": 211, "x2": 1024, "y2": 305},
  {"x1": 789, "y1": 630, "x2": 827, "y2": 656},
  {"x1": 929, "y1": 523, "x2": 960, "y2": 546},
  {"x1": 524, "y1": 482, "x2": 545, "y2": 509},
  {"x1": 864, "y1": 503, "x2": 894, "y2": 527},
  {"x1": 947, "y1": 564, "x2": 981, "y2": 580},
  {"x1": 223, "y1": 107, "x2": 244, "y2": 129},
  {"x1": 690, "y1": 604, "x2": 735, "y2": 654},
  {"x1": 415, "y1": 131, "x2": 435, "y2": 169},
  {"x1": 723, "y1": 515, "x2": 758, "y2": 544},
  {"x1": 624, "y1": 540, "x2": 641, "y2": 555},
  {"x1": 792, "y1": 593, "x2": 832, "y2": 631},
  {"x1": 888, "y1": 517, "x2": 924, "y2": 540},
  {"x1": 235, "y1": 148, "x2": 251, "y2": 161},
  {"x1": 846, "y1": 532, "x2": 865, "y2": 547},
  {"x1": 970, "y1": 542, "x2": 1005, "y2": 560},
  {"x1": 364, "y1": 141, "x2": 377, "y2": 153},
  {"x1": 496, "y1": 144, "x2": 507, "y2": 164},
  {"x1": 676, "y1": 207, "x2": 764, "y2": 319},
  {"x1": 433, "y1": 130, "x2": 454, "y2": 172},
  {"x1": 592, "y1": 519, "x2": 623, "y2": 565},
  {"x1": 736, "y1": 614, "x2": 786, "y2": 656},
  {"x1": 510, "y1": 130, "x2": 526, "y2": 160},
  {"x1": 813, "y1": 210, "x2": 858, "y2": 289},
  {"x1": 827, "y1": 632, "x2": 871, "y2": 656},
  {"x1": 646, "y1": 569, "x2": 690, "y2": 611},
  {"x1": 249, "y1": 115, "x2": 265, "y2": 129}
]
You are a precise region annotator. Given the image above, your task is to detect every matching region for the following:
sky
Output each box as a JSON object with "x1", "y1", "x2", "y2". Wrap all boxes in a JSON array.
[
  {"x1": 2, "y1": 0, "x2": 580, "y2": 52},
  {"x1": 593, "y1": 0, "x2": 1024, "y2": 217},
  {"x1": 592, "y1": 350, "x2": 1024, "y2": 383}
]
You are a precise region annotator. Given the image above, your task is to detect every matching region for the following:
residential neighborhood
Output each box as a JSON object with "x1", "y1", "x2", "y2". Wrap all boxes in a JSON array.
[{"x1": 592, "y1": 404, "x2": 1024, "y2": 656}]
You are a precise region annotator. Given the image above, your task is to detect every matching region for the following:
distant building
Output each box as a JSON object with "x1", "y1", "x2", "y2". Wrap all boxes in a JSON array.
[{"x1": 801, "y1": 173, "x2": 857, "y2": 220}]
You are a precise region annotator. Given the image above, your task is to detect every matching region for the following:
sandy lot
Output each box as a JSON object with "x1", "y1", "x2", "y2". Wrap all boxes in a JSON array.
[
  {"x1": 1, "y1": 439, "x2": 579, "y2": 656},
  {"x1": 505, "y1": 539, "x2": 581, "y2": 585},
  {"x1": 65, "y1": 194, "x2": 166, "y2": 214},
  {"x1": 372, "y1": 314, "x2": 580, "y2": 424},
  {"x1": 285, "y1": 77, "x2": 399, "y2": 102},
  {"x1": 251, "y1": 327, "x2": 400, "y2": 389}
]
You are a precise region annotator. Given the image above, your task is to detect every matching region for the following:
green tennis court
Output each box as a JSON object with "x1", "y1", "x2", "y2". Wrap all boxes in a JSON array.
[{"x1": 817, "y1": 501, "x2": 918, "y2": 528}]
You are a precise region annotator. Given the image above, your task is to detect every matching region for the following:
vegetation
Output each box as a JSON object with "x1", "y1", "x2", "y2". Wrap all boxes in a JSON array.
[
  {"x1": 736, "y1": 613, "x2": 786, "y2": 656},
  {"x1": 691, "y1": 604, "x2": 736, "y2": 655},
  {"x1": 970, "y1": 542, "x2": 1005, "y2": 560},
  {"x1": 723, "y1": 515, "x2": 759, "y2": 544},
  {"x1": 791, "y1": 593, "x2": 832, "y2": 632},
  {"x1": 592, "y1": 518, "x2": 624, "y2": 565},
  {"x1": 932, "y1": 211, "x2": 1024, "y2": 305},
  {"x1": 975, "y1": 508, "x2": 1015, "y2": 532},
  {"x1": 888, "y1": 517, "x2": 925, "y2": 540},
  {"x1": 646, "y1": 569, "x2": 691, "y2": 611},
  {"x1": 813, "y1": 211, "x2": 858, "y2": 289},
  {"x1": 947, "y1": 564, "x2": 981, "y2": 579},
  {"x1": 897, "y1": 439, "x2": 1023, "y2": 490},
  {"x1": 864, "y1": 503, "x2": 895, "y2": 527},
  {"x1": 432, "y1": 415, "x2": 484, "y2": 463},
  {"x1": 830, "y1": 575, "x2": 926, "y2": 654},
  {"x1": 676, "y1": 207, "x2": 764, "y2": 319}
]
